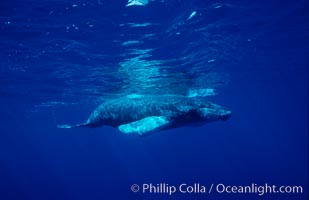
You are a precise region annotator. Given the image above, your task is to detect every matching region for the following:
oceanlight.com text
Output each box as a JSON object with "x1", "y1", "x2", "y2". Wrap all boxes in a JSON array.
[{"x1": 130, "y1": 183, "x2": 304, "y2": 196}]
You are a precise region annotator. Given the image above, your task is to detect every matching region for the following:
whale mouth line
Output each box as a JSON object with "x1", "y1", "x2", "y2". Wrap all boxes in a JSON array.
[{"x1": 221, "y1": 110, "x2": 232, "y2": 120}]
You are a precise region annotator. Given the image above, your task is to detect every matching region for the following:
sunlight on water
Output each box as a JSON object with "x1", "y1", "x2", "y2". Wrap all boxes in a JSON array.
[{"x1": 0, "y1": 0, "x2": 242, "y2": 108}]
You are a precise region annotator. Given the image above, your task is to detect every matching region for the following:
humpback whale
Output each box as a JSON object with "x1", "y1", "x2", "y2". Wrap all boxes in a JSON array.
[{"x1": 58, "y1": 95, "x2": 231, "y2": 135}]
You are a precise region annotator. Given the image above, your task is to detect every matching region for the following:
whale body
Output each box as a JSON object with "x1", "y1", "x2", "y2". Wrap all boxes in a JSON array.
[{"x1": 58, "y1": 95, "x2": 231, "y2": 135}]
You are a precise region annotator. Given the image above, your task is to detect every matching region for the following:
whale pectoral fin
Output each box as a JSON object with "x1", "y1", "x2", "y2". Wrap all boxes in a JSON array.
[{"x1": 118, "y1": 116, "x2": 170, "y2": 135}]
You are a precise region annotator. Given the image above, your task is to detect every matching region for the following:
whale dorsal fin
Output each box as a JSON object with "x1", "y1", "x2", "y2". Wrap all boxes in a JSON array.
[
  {"x1": 118, "y1": 116, "x2": 170, "y2": 135},
  {"x1": 126, "y1": 93, "x2": 144, "y2": 99}
]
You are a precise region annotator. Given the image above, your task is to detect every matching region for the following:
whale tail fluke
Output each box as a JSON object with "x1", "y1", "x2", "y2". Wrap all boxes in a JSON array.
[{"x1": 57, "y1": 123, "x2": 88, "y2": 129}]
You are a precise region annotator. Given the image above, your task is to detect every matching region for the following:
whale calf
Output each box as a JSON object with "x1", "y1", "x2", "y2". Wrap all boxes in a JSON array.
[{"x1": 58, "y1": 94, "x2": 231, "y2": 135}]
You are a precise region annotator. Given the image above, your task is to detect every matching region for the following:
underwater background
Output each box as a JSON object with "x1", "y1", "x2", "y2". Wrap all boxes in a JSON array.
[{"x1": 0, "y1": 0, "x2": 308, "y2": 199}]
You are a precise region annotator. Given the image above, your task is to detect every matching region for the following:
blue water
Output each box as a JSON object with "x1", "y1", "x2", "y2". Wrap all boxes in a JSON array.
[{"x1": 0, "y1": 0, "x2": 308, "y2": 199}]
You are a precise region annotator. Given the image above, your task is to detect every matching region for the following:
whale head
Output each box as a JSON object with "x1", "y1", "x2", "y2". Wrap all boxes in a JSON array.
[
  {"x1": 217, "y1": 107, "x2": 232, "y2": 121},
  {"x1": 197, "y1": 103, "x2": 232, "y2": 122}
]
